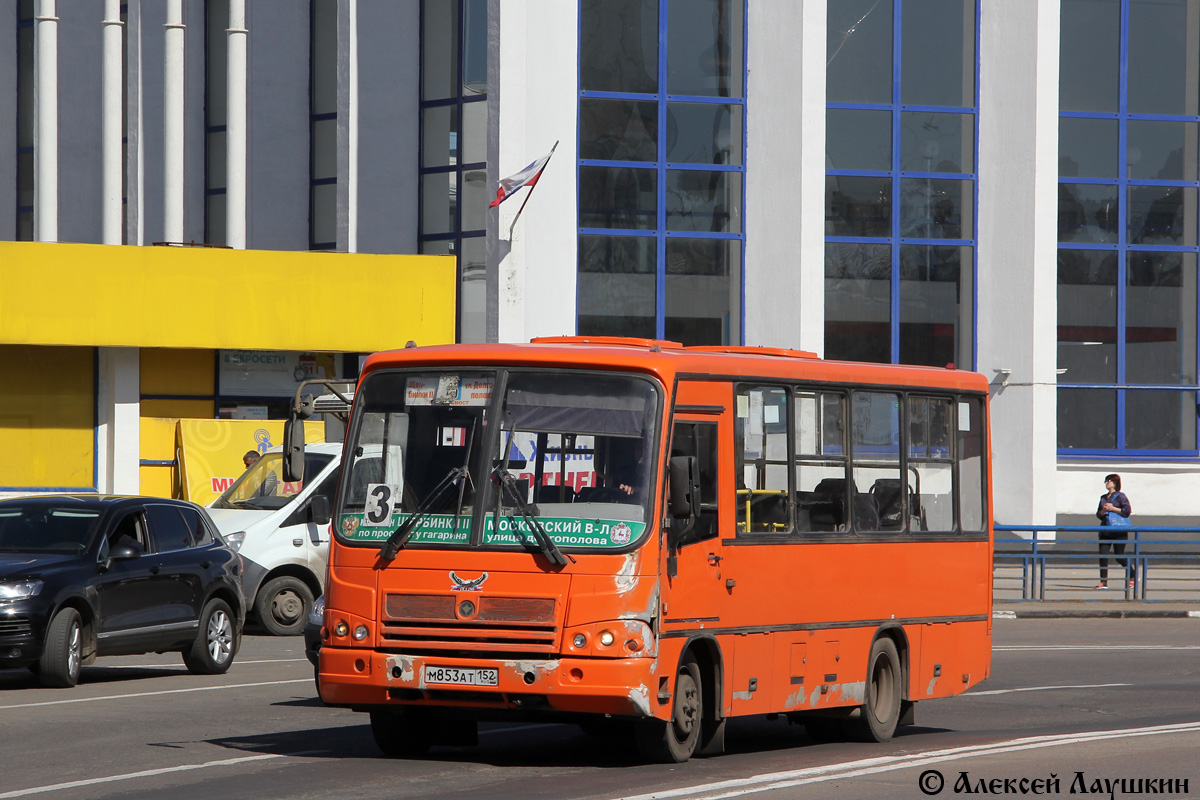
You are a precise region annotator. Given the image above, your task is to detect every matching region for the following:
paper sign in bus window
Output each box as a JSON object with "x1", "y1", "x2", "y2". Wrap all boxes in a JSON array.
[{"x1": 363, "y1": 483, "x2": 399, "y2": 526}]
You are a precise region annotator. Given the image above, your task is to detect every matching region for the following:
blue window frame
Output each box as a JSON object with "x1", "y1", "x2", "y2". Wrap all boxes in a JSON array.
[
  {"x1": 577, "y1": 0, "x2": 746, "y2": 346},
  {"x1": 310, "y1": 0, "x2": 338, "y2": 251},
  {"x1": 824, "y1": 0, "x2": 979, "y2": 369},
  {"x1": 419, "y1": 0, "x2": 488, "y2": 343},
  {"x1": 1057, "y1": 0, "x2": 1200, "y2": 457},
  {"x1": 204, "y1": 0, "x2": 229, "y2": 246}
]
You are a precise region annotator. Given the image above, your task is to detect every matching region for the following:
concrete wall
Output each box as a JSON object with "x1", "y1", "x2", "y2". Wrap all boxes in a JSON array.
[
  {"x1": 744, "y1": 0, "x2": 825, "y2": 353},
  {"x1": 488, "y1": 0, "x2": 579, "y2": 343}
]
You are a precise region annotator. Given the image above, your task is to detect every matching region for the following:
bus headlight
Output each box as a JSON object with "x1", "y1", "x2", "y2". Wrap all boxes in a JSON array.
[
  {"x1": 573, "y1": 633, "x2": 588, "y2": 648},
  {"x1": 598, "y1": 630, "x2": 615, "y2": 647},
  {"x1": 353, "y1": 625, "x2": 369, "y2": 641},
  {"x1": 333, "y1": 620, "x2": 349, "y2": 637}
]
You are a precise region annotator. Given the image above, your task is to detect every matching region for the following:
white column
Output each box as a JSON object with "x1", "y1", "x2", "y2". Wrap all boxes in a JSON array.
[
  {"x1": 102, "y1": 0, "x2": 123, "y2": 245},
  {"x1": 745, "y1": 0, "x2": 825, "y2": 352},
  {"x1": 163, "y1": 0, "x2": 185, "y2": 243},
  {"x1": 977, "y1": 0, "x2": 1061, "y2": 529},
  {"x1": 34, "y1": 0, "x2": 58, "y2": 243},
  {"x1": 226, "y1": 0, "x2": 248, "y2": 249},
  {"x1": 96, "y1": 348, "x2": 141, "y2": 495}
]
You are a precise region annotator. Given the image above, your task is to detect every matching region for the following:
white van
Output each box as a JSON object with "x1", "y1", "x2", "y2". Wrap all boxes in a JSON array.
[{"x1": 206, "y1": 443, "x2": 341, "y2": 635}]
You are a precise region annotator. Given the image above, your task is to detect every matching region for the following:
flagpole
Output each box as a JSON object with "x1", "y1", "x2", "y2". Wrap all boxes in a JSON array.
[{"x1": 508, "y1": 140, "x2": 559, "y2": 239}]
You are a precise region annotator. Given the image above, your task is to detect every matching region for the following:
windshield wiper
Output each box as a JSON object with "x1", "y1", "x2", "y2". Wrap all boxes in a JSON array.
[
  {"x1": 378, "y1": 466, "x2": 468, "y2": 562},
  {"x1": 493, "y1": 466, "x2": 574, "y2": 569}
]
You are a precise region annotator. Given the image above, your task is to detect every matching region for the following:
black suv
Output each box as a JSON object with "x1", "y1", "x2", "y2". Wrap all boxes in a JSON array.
[{"x1": 0, "y1": 495, "x2": 245, "y2": 688}]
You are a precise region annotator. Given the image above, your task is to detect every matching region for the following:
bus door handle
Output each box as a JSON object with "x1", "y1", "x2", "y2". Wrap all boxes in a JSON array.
[{"x1": 707, "y1": 553, "x2": 723, "y2": 566}]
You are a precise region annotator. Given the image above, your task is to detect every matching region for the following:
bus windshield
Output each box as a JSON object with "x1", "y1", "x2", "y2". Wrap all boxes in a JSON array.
[{"x1": 336, "y1": 369, "x2": 661, "y2": 552}]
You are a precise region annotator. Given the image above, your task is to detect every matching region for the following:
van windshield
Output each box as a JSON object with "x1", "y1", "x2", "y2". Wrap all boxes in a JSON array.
[
  {"x1": 211, "y1": 452, "x2": 334, "y2": 510},
  {"x1": 336, "y1": 369, "x2": 660, "y2": 552}
]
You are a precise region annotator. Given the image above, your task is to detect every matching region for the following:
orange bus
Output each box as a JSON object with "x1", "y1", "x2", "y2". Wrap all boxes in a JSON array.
[{"x1": 305, "y1": 337, "x2": 992, "y2": 762}]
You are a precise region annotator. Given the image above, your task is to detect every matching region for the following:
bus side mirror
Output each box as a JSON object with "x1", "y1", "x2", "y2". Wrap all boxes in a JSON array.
[
  {"x1": 669, "y1": 456, "x2": 700, "y2": 520},
  {"x1": 283, "y1": 417, "x2": 305, "y2": 483}
]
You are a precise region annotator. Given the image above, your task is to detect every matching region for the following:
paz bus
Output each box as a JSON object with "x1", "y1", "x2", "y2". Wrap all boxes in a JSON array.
[{"x1": 298, "y1": 337, "x2": 992, "y2": 762}]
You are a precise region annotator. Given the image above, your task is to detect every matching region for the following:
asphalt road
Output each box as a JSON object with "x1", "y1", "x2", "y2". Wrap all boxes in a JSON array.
[{"x1": 1, "y1": 619, "x2": 1197, "y2": 800}]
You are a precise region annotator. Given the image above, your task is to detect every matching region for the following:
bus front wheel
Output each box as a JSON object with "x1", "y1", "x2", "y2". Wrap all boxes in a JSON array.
[
  {"x1": 370, "y1": 709, "x2": 433, "y2": 757},
  {"x1": 635, "y1": 654, "x2": 703, "y2": 763},
  {"x1": 849, "y1": 636, "x2": 902, "y2": 743}
]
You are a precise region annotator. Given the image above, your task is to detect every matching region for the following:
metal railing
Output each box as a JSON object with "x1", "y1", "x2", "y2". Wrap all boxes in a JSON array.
[{"x1": 995, "y1": 524, "x2": 1200, "y2": 602}]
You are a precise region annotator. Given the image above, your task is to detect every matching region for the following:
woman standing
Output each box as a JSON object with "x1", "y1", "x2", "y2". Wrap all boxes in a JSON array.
[{"x1": 1095, "y1": 473, "x2": 1133, "y2": 589}]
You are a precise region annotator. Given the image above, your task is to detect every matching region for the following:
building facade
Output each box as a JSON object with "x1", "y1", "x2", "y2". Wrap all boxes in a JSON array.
[{"x1": 2, "y1": 0, "x2": 1199, "y2": 526}]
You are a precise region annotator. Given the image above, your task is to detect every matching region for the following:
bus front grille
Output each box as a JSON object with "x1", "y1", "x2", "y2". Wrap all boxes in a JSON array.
[{"x1": 382, "y1": 593, "x2": 559, "y2": 653}]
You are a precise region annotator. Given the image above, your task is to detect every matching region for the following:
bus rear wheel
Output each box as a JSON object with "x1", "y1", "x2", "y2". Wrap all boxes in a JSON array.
[
  {"x1": 848, "y1": 636, "x2": 902, "y2": 743},
  {"x1": 370, "y1": 708, "x2": 433, "y2": 757},
  {"x1": 635, "y1": 654, "x2": 702, "y2": 763}
]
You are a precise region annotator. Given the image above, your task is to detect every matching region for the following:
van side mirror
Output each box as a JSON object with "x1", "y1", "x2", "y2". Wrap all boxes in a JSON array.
[
  {"x1": 283, "y1": 417, "x2": 305, "y2": 483},
  {"x1": 309, "y1": 495, "x2": 332, "y2": 525},
  {"x1": 669, "y1": 456, "x2": 700, "y2": 520}
]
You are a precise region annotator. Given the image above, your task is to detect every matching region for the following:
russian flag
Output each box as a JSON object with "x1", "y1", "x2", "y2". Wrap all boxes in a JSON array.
[{"x1": 489, "y1": 142, "x2": 558, "y2": 208}]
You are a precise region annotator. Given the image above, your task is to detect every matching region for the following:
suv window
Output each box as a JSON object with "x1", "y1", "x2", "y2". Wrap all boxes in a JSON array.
[
  {"x1": 107, "y1": 512, "x2": 148, "y2": 553},
  {"x1": 145, "y1": 505, "x2": 193, "y2": 552},
  {"x1": 178, "y1": 506, "x2": 214, "y2": 547}
]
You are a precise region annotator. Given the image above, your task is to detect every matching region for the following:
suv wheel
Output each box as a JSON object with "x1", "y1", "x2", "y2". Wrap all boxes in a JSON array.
[
  {"x1": 39, "y1": 608, "x2": 83, "y2": 688},
  {"x1": 184, "y1": 598, "x2": 238, "y2": 674}
]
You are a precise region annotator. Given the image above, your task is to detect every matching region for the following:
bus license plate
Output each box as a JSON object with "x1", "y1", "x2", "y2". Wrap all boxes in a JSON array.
[{"x1": 423, "y1": 665, "x2": 499, "y2": 687}]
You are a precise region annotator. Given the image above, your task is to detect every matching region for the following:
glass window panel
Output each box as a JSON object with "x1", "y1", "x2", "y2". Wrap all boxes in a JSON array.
[
  {"x1": 461, "y1": 100, "x2": 486, "y2": 165},
  {"x1": 1057, "y1": 388, "x2": 1117, "y2": 449},
  {"x1": 422, "y1": 105, "x2": 457, "y2": 168},
  {"x1": 1128, "y1": 0, "x2": 1200, "y2": 116},
  {"x1": 206, "y1": 193, "x2": 226, "y2": 247},
  {"x1": 462, "y1": 0, "x2": 488, "y2": 95},
  {"x1": 1126, "y1": 252, "x2": 1197, "y2": 385},
  {"x1": 460, "y1": 168, "x2": 487, "y2": 233},
  {"x1": 901, "y1": 112, "x2": 974, "y2": 174},
  {"x1": 421, "y1": 171, "x2": 455, "y2": 235},
  {"x1": 577, "y1": 235, "x2": 656, "y2": 338},
  {"x1": 666, "y1": 102, "x2": 742, "y2": 165},
  {"x1": 1058, "y1": 184, "x2": 1119, "y2": 244},
  {"x1": 580, "y1": 0, "x2": 658, "y2": 93},
  {"x1": 580, "y1": 98, "x2": 658, "y2": 162},
  {"x1": 17, "y1": 151, "x2": 33, "y2": 207},
  {"x1": 665, "y1": 170, "x2": 741, "y2": 233},
  {"x1": 1057, "y1": 249, "x2": 1118, "y2": 383},
  {"x1": 311, "y1": 183, "x2": 337, "y2": 246},
  {"x1": 667, "y1": 0, "x2": 743, "y2": 98},
  {"x1": 899, "y1": 245, "x2": 973, "y2": 368},
  {"x1": 901, "y1": 0, "x2": 975, "y2": 108},
  {"x1": 827, "y1": 108, "x2": 891, "y2": 172},
  {"x1": 1127, "y1": 120, "x2": 1198, "y2": 182},
  {"x1": 796, "y1": 392, "x2": 846, "y2": 457},
  {"x1": 851, "y1": 392, "x2": 901, "y2": 533},
  {"x1": 794, "y1": 459, "x2": 850, "y2": 532},
  {"x1": 665, "y1": 238, "x2": 740, "y2": 345},
  {"x1": 957, "y1": 396, "x2": 985, "y2": 531},
  {"x1": 312, "y1": 118, "x2": 337, "y2": 181},
  {"x1": 1126, "y1": 390, "x2": 1197, "y2": 450},
  {"x1": 207, "y1": 130, "x2": 227, "y2": 187},
  {"x1": 1128, "y1": 186, "x2": 1196, "y2": 246},
  {"x1": 1059, "y1": 117, "x2": 1118, "y2": 179},
  {"x1": 912, "y1": 461, "x2": 955, "y2": 532},
  {"x1": 736, "y1": 387, "x2": 790, "y2": 533},
  {"x1": 827, "y1": 0, "x2": 893, "y2": 104},
  {"x1": 825, "y1": 242, "x2": 892, "y2": 363},
  {"x1": 204, "y1": 0, "x2": 228, "y2": 125},
  {"x1": 420, "y1": 239, "x2": 453, "y2": 255},
  {"x1": 1059, "y1": 0, "x2": 1120, "y2": 113},
  {"x1": 579, "y1": 166, "x2": 657, "y2": 230},
  {"x1": 17, "y1": 210, "x2": 33, "y2": 242},
  {"x1": 899, "y1": 178, "x2": 972, "y2": 240},
  {"x1": 422, "y1": 0, "x2": 458, "y2": 100},
  {"x1": 826, "y1": 175, "x2": 891, "y2": 237},
  {"x1": 311, "y1": 0, "x2": 338, "y2": 115},
  {"x1": 459, "y1": 236, "x2": 487, "y2": 343}
]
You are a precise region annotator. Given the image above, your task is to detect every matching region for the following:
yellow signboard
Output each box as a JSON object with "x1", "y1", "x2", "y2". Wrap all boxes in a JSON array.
[{"x1": 177, "y1": 419, "x2": 324, "y2": 506}]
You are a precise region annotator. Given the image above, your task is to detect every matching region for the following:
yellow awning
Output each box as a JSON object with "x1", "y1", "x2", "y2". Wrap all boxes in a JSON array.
[{"x1": 0, "y1": 242, "x2": 457, "y2": 352}]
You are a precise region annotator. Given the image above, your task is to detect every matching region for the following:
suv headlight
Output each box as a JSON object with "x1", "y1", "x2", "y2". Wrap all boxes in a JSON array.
[
  {"x1": 0, "y1": 580, "x2": 43, "y2": 601},
  {"x1": 309, "y1": 595, "x2": 325, "y2": 627},
  {"x1": 224, "y1": 531, "x2": 247, "y2": 552}
]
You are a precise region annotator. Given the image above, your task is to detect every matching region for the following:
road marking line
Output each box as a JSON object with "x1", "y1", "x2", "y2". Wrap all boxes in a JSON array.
[
  {"x1": 89, "y1": 658, "x2": 309, "y2": 669},
  {"x1": 0, "y1": 754, "x2": 283, "y2": 799},
  {"x1": 616, "y1": 721, "x2": 1200, "y2": 800},
  {"x1": 0, "y1": 679, "x2": 310, "y2": 710},
  {"x1": 967, "y1": 682, "x2": 1131, "y2": 696},
  {"x1": 993, "y1": 610, "x2": 1016, "y2": 619},
  {"x1": 995, "y1": 645, "x2": 1200, "y2": 651}
]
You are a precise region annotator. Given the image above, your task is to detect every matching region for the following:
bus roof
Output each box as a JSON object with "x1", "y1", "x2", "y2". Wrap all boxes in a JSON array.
[{"x1": 360, "y1": 337, "x2": 990, "y2": 394}]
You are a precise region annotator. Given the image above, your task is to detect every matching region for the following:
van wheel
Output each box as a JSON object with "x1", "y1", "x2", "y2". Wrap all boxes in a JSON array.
[
  {"x1": 256, "y1": 576, "x2": 313, "y2": 636},
  {"x1": 39, "y1": 608, "x2": 83, "y2": 688},
  {"x1": 847, "y1": 637, "x2": 902, "y2": 742},
  {"x1": 635, "y1": 654, "x2": 702, "y2": 762}
]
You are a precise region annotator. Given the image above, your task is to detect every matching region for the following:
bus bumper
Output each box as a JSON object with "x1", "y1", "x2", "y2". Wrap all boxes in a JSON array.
[{"x1": 319, "y1": 647, "x2": 660, "y2": 718}]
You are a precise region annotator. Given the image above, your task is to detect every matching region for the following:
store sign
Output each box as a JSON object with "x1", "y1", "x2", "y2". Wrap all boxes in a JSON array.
[{"x1": 219, "y1": 350, "x2": 338, "y2": 398}]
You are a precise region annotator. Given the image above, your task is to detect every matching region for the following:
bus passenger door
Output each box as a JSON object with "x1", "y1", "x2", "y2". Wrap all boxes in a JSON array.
[{"x1": 663, "y1": 402, "x2": 729, "y2": 631}]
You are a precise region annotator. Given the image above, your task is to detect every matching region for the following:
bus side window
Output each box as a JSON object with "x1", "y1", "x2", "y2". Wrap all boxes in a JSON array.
[
  {"x1": 735, "y1": 386, "x2": 791, "y2": 533},
  {"x1": 671, "y1": 421, "x2": 718, "y2": 543}
]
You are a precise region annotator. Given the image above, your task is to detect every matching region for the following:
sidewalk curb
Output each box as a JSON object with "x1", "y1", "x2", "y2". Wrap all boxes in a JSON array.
[{"x1": 994, "y1": 608, "x2": 1200, "y2": 620}]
